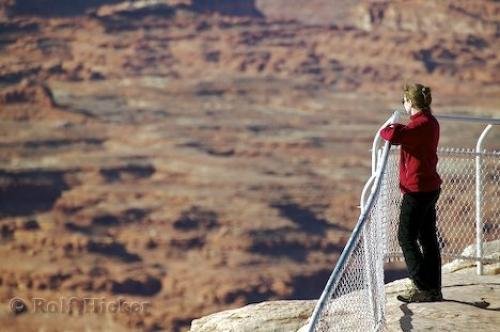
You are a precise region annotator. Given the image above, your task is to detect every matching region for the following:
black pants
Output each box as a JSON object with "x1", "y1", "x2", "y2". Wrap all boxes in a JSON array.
[{"x1": 398, "y1": 188, "x2": 441, "y2": 291}]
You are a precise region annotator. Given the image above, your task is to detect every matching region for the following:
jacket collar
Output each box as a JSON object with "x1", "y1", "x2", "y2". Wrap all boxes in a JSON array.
[{"x1": 410, "y1": 108, "x2": 431, "y2": 120}]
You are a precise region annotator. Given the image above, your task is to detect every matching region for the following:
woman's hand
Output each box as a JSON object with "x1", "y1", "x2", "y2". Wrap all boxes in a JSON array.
[{"x1": 391, "y1": 110, "x2": 406, "y2": 125}]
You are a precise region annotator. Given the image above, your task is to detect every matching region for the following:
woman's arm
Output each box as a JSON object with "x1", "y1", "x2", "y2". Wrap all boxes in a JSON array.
[{"x1": 380, "y1": 122, "x2": 424, "y2": 146}]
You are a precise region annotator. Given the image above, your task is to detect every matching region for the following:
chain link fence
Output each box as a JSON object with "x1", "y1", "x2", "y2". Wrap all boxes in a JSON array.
[
  {"x1": 310, "y1": 169, "x2": 390, "y2": 331},
  {"x1": 307, "y1": 117, "x2": 499, "y2": 332},
  {"x1": 384, "y1": 148, "x2": 500, "y2": 264}
]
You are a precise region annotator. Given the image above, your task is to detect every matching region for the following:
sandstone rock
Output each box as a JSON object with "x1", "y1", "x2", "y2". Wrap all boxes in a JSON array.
[
  {"x1": 3, "y1": 0, "x2": 123, "y2": 17},
  {"x1": 0, "y1": 79, "x2": 57, "y2": 108},
  {"x1": 111, "y1": 275, "x2": 162, "y2": 296},
  {"x1": 21, "y1": 219, "x2": 39, "y2": 230},
  {"x1": 442, "y1": 239, "x2": 500, "y2": 274},
  {"x1": 384, "y1": 272, "x2": 500, "y2": 332},
  {"x1": 191, "y1": 252, "x2": 500, "y2": 332},
  {"x1": 191, "y1": 270, "x2": 500, "y2": 332},
  {"x1": 190, "y1": 300, "x2": 315, "y2": 332},
  {"x1": 173, "y1": 205, "x2": 219, "y2": 231},
  {"x1": 87, "y1": 238, "x2": 142, "y2": 263}
]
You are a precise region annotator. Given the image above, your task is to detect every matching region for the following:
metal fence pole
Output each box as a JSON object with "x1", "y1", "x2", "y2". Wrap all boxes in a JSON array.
[
  {"x1": 362, "y1": 148, "x2": 384, "y2": 325},
  {"x1": 475, "y1": 124, "x2": 493, "y2": 275},
  {"x1": 362, "y1": 228, "x2": 376, "y2": 326}
]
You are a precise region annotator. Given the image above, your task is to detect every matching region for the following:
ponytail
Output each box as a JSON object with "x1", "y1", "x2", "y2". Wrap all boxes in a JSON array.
[{"x1": 403, "y1": 83, "x2": 432, "y2": 110}]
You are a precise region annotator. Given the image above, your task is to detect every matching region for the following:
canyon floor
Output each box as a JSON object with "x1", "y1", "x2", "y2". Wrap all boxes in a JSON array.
[{"x1": 0, "y1": 1, "x2": 499, "y2": 331}]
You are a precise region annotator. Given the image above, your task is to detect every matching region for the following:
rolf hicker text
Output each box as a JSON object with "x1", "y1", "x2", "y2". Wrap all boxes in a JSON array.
[{"x1": 9, "y1": 296, "x2": 151, "y2": 314}]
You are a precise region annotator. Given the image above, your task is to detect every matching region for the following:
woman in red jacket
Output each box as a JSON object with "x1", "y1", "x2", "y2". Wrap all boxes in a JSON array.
[{"x1": 380, "y1": 83, "x2": 443, "y2": 303}]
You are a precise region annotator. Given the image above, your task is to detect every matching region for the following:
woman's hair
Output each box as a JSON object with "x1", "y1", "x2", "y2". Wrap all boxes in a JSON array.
[{"x1": 403, "y1": 83, "x2": 432, "y2": 110}]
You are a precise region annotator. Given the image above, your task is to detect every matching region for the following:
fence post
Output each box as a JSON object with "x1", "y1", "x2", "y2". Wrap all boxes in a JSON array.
[
  {"x1": 362, "y1": 227, "x2": 377, "y2": 326},
  {"x1": 475, "y1": 124, "x2": 493, "y2": 275},
  {"x1": 362, "y1": 148, "x2": 384, "y2": 326}
]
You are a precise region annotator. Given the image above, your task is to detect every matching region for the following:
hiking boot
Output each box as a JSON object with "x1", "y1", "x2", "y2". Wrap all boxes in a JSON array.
[
  {"x1": 397, "y1": 283, "x2": 442, "y2": 303},
  {"x1": 428, "y1": 289, "x2": 443, "y2": 301}
]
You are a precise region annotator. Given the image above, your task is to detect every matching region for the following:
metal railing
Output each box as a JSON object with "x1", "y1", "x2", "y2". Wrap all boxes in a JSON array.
[{"x1": 306, "y1": 112, "x2": 500, "y2": 332}]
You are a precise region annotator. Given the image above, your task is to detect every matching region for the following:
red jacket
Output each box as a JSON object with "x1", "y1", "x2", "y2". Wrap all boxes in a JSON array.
[{"x1": 380, "y1": 110, "x2": 442, "y2": 193}]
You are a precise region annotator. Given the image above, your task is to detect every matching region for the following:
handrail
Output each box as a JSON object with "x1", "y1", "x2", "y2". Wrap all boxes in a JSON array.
[
  {"x1": 475, "y1": 124, "x2": 493, "y2": 275},
  {"x1": 435, "y1": 114, "x2": 500, "y2": 125},
  {"x1": 359, "y1": 174, "x2": 375, "y2": 211},
  {"x1": 372, "y1": 115, "x2": 400, "y2": 174},
  {"x1": 363, "y1": 112, "x2": 403, "y2": 210},
  {"x1": 306, "y1": 119, "x2": 396, "y2": 331}
]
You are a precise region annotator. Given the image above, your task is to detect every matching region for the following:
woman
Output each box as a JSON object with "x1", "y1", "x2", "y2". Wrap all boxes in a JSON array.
[{"x1": 380, "y1": 83, "x2": 443, "y2": 303}]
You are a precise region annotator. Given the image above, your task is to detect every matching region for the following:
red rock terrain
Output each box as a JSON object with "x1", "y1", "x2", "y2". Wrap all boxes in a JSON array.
[{"x1": 0, "y1": 1, "x2": 499, "y2": 331}]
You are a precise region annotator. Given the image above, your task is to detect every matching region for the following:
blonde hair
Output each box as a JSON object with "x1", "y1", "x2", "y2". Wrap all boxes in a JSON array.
[{"x1": 403, "y1": 83, "x2": 432, "y2": 110}]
